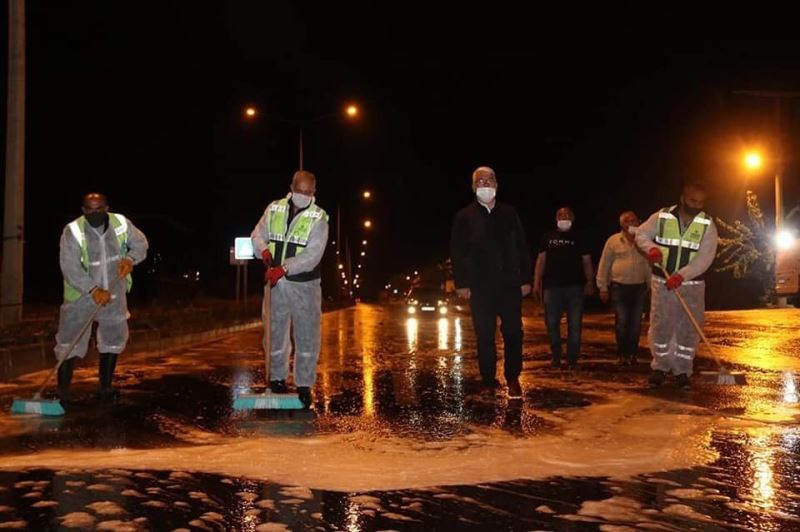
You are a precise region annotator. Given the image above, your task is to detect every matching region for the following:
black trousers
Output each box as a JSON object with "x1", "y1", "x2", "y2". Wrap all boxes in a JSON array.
[{"x1": 469, "y1": 286, "x2": 523, "y2": 382}]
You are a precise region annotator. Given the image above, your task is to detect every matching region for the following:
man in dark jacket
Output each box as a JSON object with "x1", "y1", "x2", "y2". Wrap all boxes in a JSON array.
[{"x1": 450, "y1": 166, "x2": 532, "y2": 399}]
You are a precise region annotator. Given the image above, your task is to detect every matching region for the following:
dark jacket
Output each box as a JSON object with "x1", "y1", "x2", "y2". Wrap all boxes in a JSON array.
[{"x1": 450, "y1": 201, "x2": 532, "y2": 292}]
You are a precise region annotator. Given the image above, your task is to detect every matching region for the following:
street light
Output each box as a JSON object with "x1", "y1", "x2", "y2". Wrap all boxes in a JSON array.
[
  {"x1": 742, "y1": 149, "x2": 793, "y2": 306},
  {"x1": 362, "y1": 240, "x2": 367, "y2": 245},
  {"x1": 742, "y1": 150, "x2": 783, "y2": 230},
  {"x1": 362, "y1": 190, "x2": 372, "y2": 199},
  {"x1": 363, "y1": 220, "x2": 372, "y2": 229},
  {"x1": 744, "y1": 151, "x2": 763, "y2": 171},
  {"x1": 242, "y1": 101, "x2": 361, "y2": 170},
  {"x1": 775, "y1": 230, "x2": 796, "y2": 250}
]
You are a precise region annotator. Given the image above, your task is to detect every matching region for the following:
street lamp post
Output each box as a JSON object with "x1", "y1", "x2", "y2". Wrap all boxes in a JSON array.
[
  {"x1": 743, "y1": 149, "x2": 792, "y2": 306},
  {"x1": 744, "y1": 150, "x2": 785, "y2": 230},
  {"x1": 735, "y1": 91, "x2": 800, "y2": 229},
  {"x1": 243, "y1": 103, "x2": 359, "y2": 173},
  {"x1": 1, "y1": 0, "x2": 26, "y2": 325}
]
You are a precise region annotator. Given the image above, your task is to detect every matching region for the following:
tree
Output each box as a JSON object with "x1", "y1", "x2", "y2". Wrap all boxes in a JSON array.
[{"x1": 715, "y1": 190, "x2": 775, "y2": 303}]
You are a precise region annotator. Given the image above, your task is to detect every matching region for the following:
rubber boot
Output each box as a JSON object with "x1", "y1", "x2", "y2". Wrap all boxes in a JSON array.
[
  {"x1": 57, "y1": 357, "x2": 75, "y2": 402},
  {"x1": 648, "y1": 369, "x2": 666, "y2": 388},
  {"x1": 98, "y1": 353, "x2": 119, "y2": 403},
  {"x1": 270, "y1": 379, "x2": 288, "y2": 394},
  {"x1": 297, "y1": 387, "x2": 313, "y2": 409}
]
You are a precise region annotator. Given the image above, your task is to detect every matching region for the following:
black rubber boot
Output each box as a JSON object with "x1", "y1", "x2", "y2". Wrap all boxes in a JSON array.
[
  {"x1": 297, "y1": 387, "x2": 313, "y2": 410},
  {"x1": 270, "y1": 379, "x2": 288, "y2": 394},
  {"x1": 675, "y1": 373, "x2": 692, "y2": 390},
  {"x1": 98, "y1": 353, "x2": 119, "y2": 402},
  {"x1": 648, "y1": 369, "x2": 667, "y2": 388},
  {"x1": 57, "y1": 357, "x2": 75, "y2": 402}
]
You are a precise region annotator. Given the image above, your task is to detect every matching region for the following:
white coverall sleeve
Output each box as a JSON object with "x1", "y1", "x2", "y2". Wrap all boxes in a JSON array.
[
  {"x1": 283, "y1": 218, "x2": 329, "y2": 275},
  {"x1": 59, "y1": 226, "x2": 96, "y2": 295},
  {"x1": 124, "y1": 219, "x2": 149, "y2": 265},
  {"x1": 677, "y1": 220, "x2": 718, "y2": 282},
  {"x1": 635, "y1": 211, "x2": 660, "y2": 254},
  {"x1": 250, "y1": 205, "x2": 272, "y2": 257}
]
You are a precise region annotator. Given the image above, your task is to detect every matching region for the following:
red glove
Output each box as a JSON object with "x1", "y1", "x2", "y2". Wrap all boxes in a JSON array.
[
  {"x1": 665, "y1": 273, "x2": 684, "y2": 290},
  {"x1": 647, "y1": 248, "x2": 663, "y2": 264},
  {"x1": 265, "y1": 266, "x2": 286, "y2": 287},
  {"x1": 261, "y1": 249, "x2": 273, "y2": 267}
]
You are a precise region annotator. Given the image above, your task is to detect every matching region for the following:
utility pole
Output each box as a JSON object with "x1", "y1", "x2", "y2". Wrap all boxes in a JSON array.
[{"x1": 1, "y1": 0, "x2": 26, "y2": 325}]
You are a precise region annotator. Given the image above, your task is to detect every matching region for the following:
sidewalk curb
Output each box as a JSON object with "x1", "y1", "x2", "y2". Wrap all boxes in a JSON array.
[{"x1": 0, "y1": 302, "x2": 353, "y2": 382}]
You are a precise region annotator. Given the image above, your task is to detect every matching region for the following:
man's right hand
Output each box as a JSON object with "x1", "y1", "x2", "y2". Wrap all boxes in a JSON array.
[
  {"x1": 599, "y1": 290, "x2": 609, "y2": 304},
  {"x1": 647, "y1": 248, "x2": 663, "y2": 264},
  {"x1": 91, "y1": 288, "x2": 112, "y2": 306},
  {"x1": 456, "y1": 288, "x2": 471, "y2": 300},
  {"x1": 261, "y1": 249, "x2": 273, "y2": 267}
]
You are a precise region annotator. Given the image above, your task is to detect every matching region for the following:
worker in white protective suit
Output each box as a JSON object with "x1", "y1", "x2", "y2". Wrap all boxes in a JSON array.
[
  {"x1": 251, "y1": 170, "x2": 329, "y2": 409},
  {"x1": 56, "y1": 193, "x2": 149, "y2": 402},
  {"x1": 635, "y1": 181, "x2": 718, "y2": 390}
]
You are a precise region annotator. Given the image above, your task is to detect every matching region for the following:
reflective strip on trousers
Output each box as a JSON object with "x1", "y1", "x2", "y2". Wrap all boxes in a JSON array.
[{"x1": 676, "y1": 345, "x2": 695, "y2": 359}]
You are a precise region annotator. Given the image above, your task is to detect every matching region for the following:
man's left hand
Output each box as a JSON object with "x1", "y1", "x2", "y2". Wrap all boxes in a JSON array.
[
  {"x1": 665, "y1": 273, "x2": 684, "y2": 291},
  {"x1": 117, "y1": 258, "x2": 134, "y2": 279},
  {"x1": 521, "y1": 284, "x2": 532, "y2": 297}
]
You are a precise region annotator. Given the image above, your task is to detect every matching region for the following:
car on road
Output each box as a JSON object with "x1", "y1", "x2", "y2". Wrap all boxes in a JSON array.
[{"x1": 405, "y1": 285, "x2": 458, "y2": 317}]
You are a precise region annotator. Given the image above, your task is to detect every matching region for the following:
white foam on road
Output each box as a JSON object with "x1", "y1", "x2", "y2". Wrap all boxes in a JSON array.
[
  {"x1": 59, "y1": 512, "x2": 96, "y2": 528},
  {"x1": 86, "y1": 501, "x2": 127, "y2": 516},
  {"x1": 0, "y1": 392, "x2": 722, "y2": 492}
]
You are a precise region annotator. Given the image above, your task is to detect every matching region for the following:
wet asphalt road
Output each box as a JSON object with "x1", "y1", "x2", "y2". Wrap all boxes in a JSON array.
[{"x1": 0, "y1": 303, "x2": 799, "y2": 530}]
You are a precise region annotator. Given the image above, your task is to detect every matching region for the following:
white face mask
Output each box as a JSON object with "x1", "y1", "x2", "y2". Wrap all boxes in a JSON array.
[
  {"x1": 626, "y1": 225, "x2": 638, "y2": 235},
  {"x1": 557, "y1": 219, "x2": 572, "y2": 231},
  {"x1": 291, "y1": 193, "x2": 313, "y2": 209},
  {"x1": 476, "y1": 187, "x2": 496, "y2": 204}
]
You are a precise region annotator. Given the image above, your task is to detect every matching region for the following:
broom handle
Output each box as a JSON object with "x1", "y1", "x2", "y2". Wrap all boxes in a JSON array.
[
  {"x1": 655, "y1": 263, "x2": 724, "y2": 366},
  {"x1": 264, "y1": 282, "x2": 271, "y2": 385},
  {"x1": 35, "y1": 277, "x2": 123, "y2": 399}
]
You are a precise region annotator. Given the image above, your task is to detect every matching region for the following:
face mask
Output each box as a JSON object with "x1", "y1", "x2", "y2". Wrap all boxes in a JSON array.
[
  {"x1": 85, "y1": 212, "x2": 109, "y2": 228},
  {"x1": 557, "y1": 219, "x2": 572, "y2": 231},
  {"x1": 291, "y1": 193, "x2": 313, "y2": 209},
  {"x1": 681, "y1": 200, "x2": 702, "y2": 217},
  {"x1": 626, "y1": 225, "x2": 638, "y2": 235},
  {"x1": 475, "y1": 187, "x2": 496, "y2": 204}
]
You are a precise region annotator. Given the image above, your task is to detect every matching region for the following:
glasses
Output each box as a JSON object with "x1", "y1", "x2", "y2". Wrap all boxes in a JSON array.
[{"x1": 474, "y1": 178, "x2": 496, "y2": 187}]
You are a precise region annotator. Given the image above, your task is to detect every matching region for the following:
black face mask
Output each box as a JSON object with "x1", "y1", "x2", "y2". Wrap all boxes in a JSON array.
[
  {"x1": 85, "y1": 212, "x2": 109, "y2": 228},
  {"x1": 680, "y1": 200, "x2": 702, "y2": 217}
]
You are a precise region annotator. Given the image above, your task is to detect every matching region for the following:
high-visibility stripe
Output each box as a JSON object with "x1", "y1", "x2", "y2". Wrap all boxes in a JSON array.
[
  {"x1": 68, "y1": 221, "x2": 84, "y2": 245},
  {"x1": 655, "y1": 236, "x2": 682, "y2": 246}
]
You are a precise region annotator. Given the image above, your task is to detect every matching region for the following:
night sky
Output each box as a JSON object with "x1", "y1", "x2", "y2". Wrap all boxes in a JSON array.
[{"x1": 2, "y1": 4, "x2": 799, "y2": 307}]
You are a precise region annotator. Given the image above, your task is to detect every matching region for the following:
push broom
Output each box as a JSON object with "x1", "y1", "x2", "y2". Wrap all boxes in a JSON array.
[
  {"x1": 656, "y1": 264, "x2": 746, "y2": 385},
  {"x1": 11, "y1": 277, "x2": 123, "y2": 416},
  {"x1": 233, "y1": 282, "x2": 304, "y2": 410}
]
